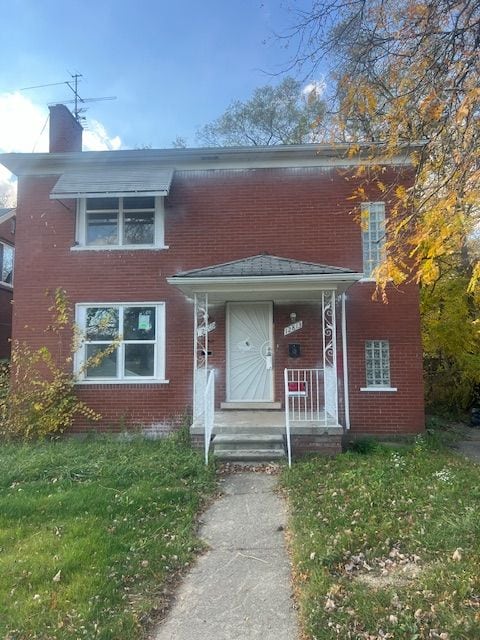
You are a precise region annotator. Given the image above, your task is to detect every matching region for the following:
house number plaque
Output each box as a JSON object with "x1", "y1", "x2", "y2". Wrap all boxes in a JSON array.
[
  {"x1": 196, "y1": 321, "x2": 216, "y2": 337},
  {"x1": 283, "y1": 320, "x2": 303, "y2": 336}
]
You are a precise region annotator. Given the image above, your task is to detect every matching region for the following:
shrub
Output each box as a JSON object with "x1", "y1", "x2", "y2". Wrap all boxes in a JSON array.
[
  {"x1": 350, "y1": 436, "x2": 379, "y2": 454},
  {"x1": 0, "y1": 289, "x2": 110, "y2": 440}
]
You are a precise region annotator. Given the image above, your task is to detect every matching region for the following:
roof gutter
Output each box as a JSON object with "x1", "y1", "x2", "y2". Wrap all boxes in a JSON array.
[
  {"x1": 167, "y1": 273, "x2": 363, "y2": 287},
  {"x1": 0, "y1": 141, "x2": 427, "y2": 176}
]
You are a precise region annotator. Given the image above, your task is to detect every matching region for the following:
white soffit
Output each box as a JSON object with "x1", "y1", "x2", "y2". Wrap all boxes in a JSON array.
[
  {"x1": 167, "y1": 273, "x2": 363, "y2": 302},
  {"x1": 50, "y1": 167, "x2": 174, "y2": 199}
]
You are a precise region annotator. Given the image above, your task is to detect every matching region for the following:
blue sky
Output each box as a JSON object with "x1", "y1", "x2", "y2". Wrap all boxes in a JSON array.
[{"x1": 0, "y1": 0, "x2": 319, "y2": 151}]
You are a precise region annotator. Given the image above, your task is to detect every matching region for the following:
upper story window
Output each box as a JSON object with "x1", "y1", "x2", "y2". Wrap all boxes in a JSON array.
[
  {"x1": 0, "y1": 241, "x2": 14, "y2": 286},
  {"x1": 76, "y1": 196, "x2": 166, "y2": 249},
  {"x1": 361, "y1": 202, "x2": 385, "y2": 278}
]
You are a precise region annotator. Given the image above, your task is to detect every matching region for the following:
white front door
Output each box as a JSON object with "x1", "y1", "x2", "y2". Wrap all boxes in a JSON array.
[{"x1": 226, "y1": 302, "x2": 274, "y2": 402}]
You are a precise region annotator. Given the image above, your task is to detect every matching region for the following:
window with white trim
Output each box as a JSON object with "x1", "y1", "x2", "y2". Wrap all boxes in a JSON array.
[
  {"x1": 76, "y1": 197, "x2": 165, "y2": 248},
  {"x1": 76, "y1": 303, "x2": 166, "y2": 382},
  {"x1": 0, "y1": 241, "x2": 14, "y2": 286},
  {"x1": 362, "y1": 202, "x2": 385, "y2": 277},
  {"x1": 365, "y1": 340, "x2": 391, "y2": 387}
]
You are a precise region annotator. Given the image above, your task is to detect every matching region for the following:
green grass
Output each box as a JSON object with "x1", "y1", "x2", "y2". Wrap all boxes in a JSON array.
[
  {"x1": 282, "y1": 437, "x2": 480, "y2": 639},
  {"x1": 0, "y1": 433, "x2": 216, "y2": 640}
]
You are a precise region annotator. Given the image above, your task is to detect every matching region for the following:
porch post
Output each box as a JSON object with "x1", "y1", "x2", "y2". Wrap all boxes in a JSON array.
[
  {"x1": 341, "y1": 293, "x2": 350, "y2": 429},
  {"x1": 193, "y1": 292, "x2": 209, "y2": 419},
  {"x1": 321, "y1": 290, "x2": 339, "y2": 423}
]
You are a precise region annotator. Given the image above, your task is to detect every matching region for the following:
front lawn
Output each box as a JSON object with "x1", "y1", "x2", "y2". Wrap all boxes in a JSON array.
[
  {"x1": 0, "y1": 434, "x2": 216, "y2": 640},
  {"x1": 282, "y1": 438, "x2": 480, "y2": 639}
]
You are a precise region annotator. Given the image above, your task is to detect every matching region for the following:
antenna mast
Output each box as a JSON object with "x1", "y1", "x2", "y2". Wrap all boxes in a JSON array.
[
  {"x1": 20, "y1": 73, "x2": 116, "y2": 122},
  {"x1": 66, "y1": 73, "x2": 83, "y2": 120}
]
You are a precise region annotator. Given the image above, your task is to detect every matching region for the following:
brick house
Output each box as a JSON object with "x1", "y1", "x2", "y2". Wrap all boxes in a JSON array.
[
  {"x1": 0, "y1": 207, "x2": 15, "y2": 359},
  {"x1": 0, "y1": 106, "x2": 424, "y2": 460}
]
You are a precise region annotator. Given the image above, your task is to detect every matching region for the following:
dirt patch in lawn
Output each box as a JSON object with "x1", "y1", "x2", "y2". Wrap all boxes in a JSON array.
[
  {"x1": 342, "y1": 547, "x2": 424, "y2": 589},
  {"x1": 355, "y1": 560, "x2": 422, "y2": 589}
]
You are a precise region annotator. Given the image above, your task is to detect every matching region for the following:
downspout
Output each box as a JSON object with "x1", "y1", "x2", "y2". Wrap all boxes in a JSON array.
[
  {"x1": 341, "y1": 293, "x2": 350, "y2": 429},
  {"x1": 193, "y1": 293, "x2": 198, "y2": 419}
]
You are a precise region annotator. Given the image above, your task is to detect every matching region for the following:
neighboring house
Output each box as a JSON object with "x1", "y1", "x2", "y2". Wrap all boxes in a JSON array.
[
  {"x1": 0, "y1": 105, "x2": 424, "y2": 459},
  {"x1": 0, "y1": 207, "x2": 15, "y2": 359}
]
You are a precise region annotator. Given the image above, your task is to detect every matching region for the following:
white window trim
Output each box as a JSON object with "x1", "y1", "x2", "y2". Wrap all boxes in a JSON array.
[
  {"x1": 361, "y1": 201, "x2": 386, "y2": 278},
  {"x1": 74, "y1": 302, "x2": 167, "y2": 384},
  {"x1": 71, "y1": 245, "x2": 169, "y2": 252},
  {"x1": 360, "y1": 386, "x2": 397, "y2": 392},
  {"x1": 75, "y1": 196, "x2": 167, "y2": 250}
]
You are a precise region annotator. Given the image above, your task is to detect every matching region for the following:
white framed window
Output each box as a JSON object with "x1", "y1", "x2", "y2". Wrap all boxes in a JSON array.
[
  {"x1": 0, "y1": 241, "x2": 14, "y2": 286},
  {"x1": 75, "y1": 197, "x2": 166, "y2": 249},
  {"x1": 364, "y1": 340, "x2": 391, "y2": 387},
  {"x1": 75, "y1": 302, "x2": 166, "y2": 383},
  {"x1": 362, "y1": 202, "x2": 385, "y2": 277}
]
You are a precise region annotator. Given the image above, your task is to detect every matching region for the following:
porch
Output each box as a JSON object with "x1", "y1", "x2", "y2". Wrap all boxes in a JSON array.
[{"x1": 167, "y1": 254, "x2": 363, "y2": 464}]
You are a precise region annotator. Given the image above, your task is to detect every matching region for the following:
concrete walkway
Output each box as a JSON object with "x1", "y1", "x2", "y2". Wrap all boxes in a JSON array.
[{"x1": 154, "y1": 473, "x2": 299, "y2": 640}]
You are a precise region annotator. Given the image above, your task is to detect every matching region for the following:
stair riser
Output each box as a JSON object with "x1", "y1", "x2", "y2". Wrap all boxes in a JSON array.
[
  {"x1": 213, "y1": 426, "x2": 286, "y2": 435},
  {"x1": 214, "y1": 450, "x2": 285, "y2": 461},
  {"x1": 214, "y1": 442, "x2": 285, "y2": 452}
]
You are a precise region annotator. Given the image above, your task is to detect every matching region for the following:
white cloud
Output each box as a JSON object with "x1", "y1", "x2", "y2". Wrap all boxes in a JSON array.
[
  {"x1": 0, "y1": 92, "x2": 49, "y2": 154},
  {"x1": 83, "y1": 120, "x2": 122, "y2": 151},
  {"x1": 0, "y1": 92, "x2": 122, "y2": 203},
  {"x1": 302, "y1": 79, "x2": 327, "y2": 100}
]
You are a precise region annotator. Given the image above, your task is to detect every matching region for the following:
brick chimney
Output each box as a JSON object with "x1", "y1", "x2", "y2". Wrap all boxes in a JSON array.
[{"x1": 49, "y1": 104, "x2": 83, "y2": 152}]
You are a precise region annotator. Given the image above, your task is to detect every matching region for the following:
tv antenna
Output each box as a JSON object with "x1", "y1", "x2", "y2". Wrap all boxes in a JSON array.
[{"x1": 20, "y1": 73, "x2": 116, "y2": 121}]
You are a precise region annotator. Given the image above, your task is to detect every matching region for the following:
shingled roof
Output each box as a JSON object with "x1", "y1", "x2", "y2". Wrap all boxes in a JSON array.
[{"x1": 174, "y1": 254, "x2": 357, "y2": 279}]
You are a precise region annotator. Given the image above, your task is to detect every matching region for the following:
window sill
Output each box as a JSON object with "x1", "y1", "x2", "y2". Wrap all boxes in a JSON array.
[
  {"x1": 70, "y1": 245, "x2": 169, "y2": 252},
  {"x1": 75, "y1": 379, "x2": 170, "y2": 386},
  {"x1": 0, "y1": 282, "x2": 13, "y2": 291},
  {"x1": 360, "y1": 386, "x2": 397, "y2": 392}
]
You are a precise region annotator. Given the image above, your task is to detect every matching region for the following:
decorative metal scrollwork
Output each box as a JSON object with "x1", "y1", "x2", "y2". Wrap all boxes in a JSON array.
[
  {"x1": 322, "y1": 290, "x2": 338, "y2": 421},
  {"x1": 194, "y1": 293, "x2": 209, "y2": 369}
]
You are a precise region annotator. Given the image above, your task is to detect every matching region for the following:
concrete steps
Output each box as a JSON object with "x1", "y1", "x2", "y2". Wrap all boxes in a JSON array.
[
  {"x1": 212, "y1": 433, "x2": 286, "y2": 462},
  {"x1": 191, "y1": 409, "x2": 343, "y2": 461}
]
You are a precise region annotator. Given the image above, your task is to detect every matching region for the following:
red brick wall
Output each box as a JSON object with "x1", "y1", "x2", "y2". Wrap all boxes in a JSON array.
[
  {"x1": 0, "y1": 288, "x2": 12, "y2": 359},
  {"x1": 346, "y1": 282, "x2": 424, "y2": 434},
  {"x1": 12, "y1": 166, "x2": 424, "y2": 434},
  {"x1": 0, "y1": 215, "x2": 14, "y2": 359}
]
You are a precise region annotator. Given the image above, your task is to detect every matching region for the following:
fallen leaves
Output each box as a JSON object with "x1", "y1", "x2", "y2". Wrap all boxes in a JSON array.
[
  {"x1": 282, "y1": 444, "x2": 480, "y2": 640},
  {"x1": 452, "y1": 548, "x2": 462, "y2": 562}
]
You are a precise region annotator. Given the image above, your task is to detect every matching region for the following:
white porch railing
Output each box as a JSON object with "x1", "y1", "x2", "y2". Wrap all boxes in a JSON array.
[
  {"x1": 203, "y1": 369, "x2": 215, "y2": 464},
  {"x1": 284, "y1": 367, "x2": 339, "y2": 467},
  {"x1": 284, "y1": 367, "x2": 338, "y2": 424},
  {"x1": 284, "y1": 368, "x2": 293, "y2": 468}
]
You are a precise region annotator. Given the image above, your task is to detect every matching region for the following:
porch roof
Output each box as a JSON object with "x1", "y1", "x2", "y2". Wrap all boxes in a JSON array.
[{"x1": 167, "y1": 254, "x2": 363, "y2": 302}]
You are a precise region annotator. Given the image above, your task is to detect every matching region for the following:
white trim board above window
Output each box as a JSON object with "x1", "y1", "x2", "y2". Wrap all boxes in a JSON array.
[
  {"x1": 362, "y1": 202, "x2": 385, "y2": 278},
  {"x1": 75, "y1": 196, "x2": 166, "y2": 249},
  {"x1": 75, "y1": 302, "x2": 166, "y2": 383}
]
